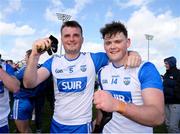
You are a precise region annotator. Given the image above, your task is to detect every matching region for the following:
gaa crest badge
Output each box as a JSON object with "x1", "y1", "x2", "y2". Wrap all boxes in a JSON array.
[
  {"x1": 80, "y1": 65, "x2": 87, "y2": 72},
  {"x1": 123, "y1": 77, "x2": 131, "y2": 85}
]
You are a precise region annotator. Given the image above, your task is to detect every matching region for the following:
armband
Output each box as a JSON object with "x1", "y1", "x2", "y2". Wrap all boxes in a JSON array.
[{"x1": 118, "y1": 101, "x2": 127, "y2": 114}]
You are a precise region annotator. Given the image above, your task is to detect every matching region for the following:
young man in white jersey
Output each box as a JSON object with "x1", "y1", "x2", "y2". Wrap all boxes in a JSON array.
[
  {"x1": 0, "y1": 54, "x2": 20, "y2": 133},
  {"x1": 93, "y1": 21, "x2": 165, "y2": 133},
  {"x1": 23, "y1": 20, "x2": 141, "y2": 133}
]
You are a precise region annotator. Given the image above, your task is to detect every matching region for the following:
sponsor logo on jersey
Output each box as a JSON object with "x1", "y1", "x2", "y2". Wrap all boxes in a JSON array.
[
  {"x1": 57, "y1": 77, "x2": 87, "y2": 92},
  {"x1": 80, "y1": 65, "x2": 87, "y2": 72},
  {"x1": 107, "y1": 90, "x2": 132, "y2": 103},
  {"x1": 55, "y1": 68, "x2": 63, "y2": 73},
  {"x1": 102, "y1": 79, "x2": 108, "y2": 84},
  {"x1": 123, "y1": 77, "x2": 131, "y2": 85}
]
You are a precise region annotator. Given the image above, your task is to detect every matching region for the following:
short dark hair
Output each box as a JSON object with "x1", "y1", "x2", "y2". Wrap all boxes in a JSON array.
[
  {"x1": 26, "y1": 49, "x2": 32, "y2": 57},
  {"x1": 100, "y1": 21, "x2": 128, "y2": 39},
  {"x1": 6, "y1": 60, "x2": 13, "y2": 64},
  {"x1": 60, "y1": 20, "x2": 83, "y2": 35}
]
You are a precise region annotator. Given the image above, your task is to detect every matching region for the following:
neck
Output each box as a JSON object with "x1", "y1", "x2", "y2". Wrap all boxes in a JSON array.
[
  {"x1": 113, "y1": 52, "x2": 128, "y2": 67},
  {"x1": 65, "y1": 52, "x2": 80, "y2": 60}
]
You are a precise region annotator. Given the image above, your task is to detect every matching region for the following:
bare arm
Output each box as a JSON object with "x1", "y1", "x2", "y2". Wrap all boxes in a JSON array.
[
  {"x1": 23, "y1": 56, "x2": 50, "y2": 88},
  {"x1": 23, "y1": 38, "x2": 51, "y2": 88},
  {"x1": 94, "y1": 88, "x2": 165, "y2": 126},
  {"x1": 0, "y1": 68, "x2": 20, "y2": 92},
  {"x1": 123, "y1": 88, "x2": 165, "y2": 126}
]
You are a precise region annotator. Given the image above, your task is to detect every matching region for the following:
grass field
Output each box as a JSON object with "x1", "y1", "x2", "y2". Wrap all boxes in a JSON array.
[{"x1": 9, "y1": 99, "x2": 168, "y2": 133}]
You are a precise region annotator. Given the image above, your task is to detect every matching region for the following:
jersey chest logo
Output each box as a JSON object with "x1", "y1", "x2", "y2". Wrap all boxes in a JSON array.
[
  {"x1": 123, "y1": 77, "x2": 131, "y2": 85},
  {"x1": 57, "y1": 77, "x2": 87, "y2": 92},
  {"x1": 107, "y1": 90, "x2": 132, "y2": 103},
  {"x1": 80, "y1": 65, "x2": 87, "y2": 72}
]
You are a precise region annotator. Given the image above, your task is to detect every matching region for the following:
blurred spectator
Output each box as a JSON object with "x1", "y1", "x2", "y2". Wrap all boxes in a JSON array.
[
  {"x1": 163, "y1": 56, "x2": 180, "y2": 133},
  {"x1": 6, "y1": 60, "x2": 17, "y2": 71}
]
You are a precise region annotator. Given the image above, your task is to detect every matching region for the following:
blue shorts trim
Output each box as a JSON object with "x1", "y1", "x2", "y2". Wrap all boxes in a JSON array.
[
  {"x1": 13, "y1": 98, "x2": 34, "y2": 120},
  {"x1": 50, "y1": 118, "x2": 92, "y2": 133}
]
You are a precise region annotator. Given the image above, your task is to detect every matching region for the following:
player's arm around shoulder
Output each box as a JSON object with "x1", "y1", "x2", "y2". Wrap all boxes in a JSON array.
[{"x1": 125, "y1": 51, "x2": 142, "y2": 68}]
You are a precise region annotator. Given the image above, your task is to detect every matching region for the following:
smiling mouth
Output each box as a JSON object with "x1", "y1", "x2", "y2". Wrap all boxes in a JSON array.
[
  {"x1": 110, "y1": 51, "x2": 118, "y2": 54},
  {"x1": 68, "y1": 43, "x2": 77, "y2": 46}
]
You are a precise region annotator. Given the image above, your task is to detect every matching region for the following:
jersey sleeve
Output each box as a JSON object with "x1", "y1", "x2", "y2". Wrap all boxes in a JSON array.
[
  {"x1": 41, "y1": 57, "x2": 53, "y2": 73},
  {"x1": 138, "y1": 62, "x2": 163, "y2": 91},
  {"x1": 14, "y1": 66, "x2": 25, "y2": 80},
  {"x1": 6, "y1": 64, "x2": 15, "y2": 76},
  {"x1": 90, "y1": 52, "x2": 109, "y2": 73}
]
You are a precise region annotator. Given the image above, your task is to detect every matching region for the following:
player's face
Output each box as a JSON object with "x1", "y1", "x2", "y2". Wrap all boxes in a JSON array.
[
  {"x1": 104, "y1": 32, "x2": 130, "y2": 65},
  {"x1": 61, "y1": 27, "x2": 83, "y2": 56}
]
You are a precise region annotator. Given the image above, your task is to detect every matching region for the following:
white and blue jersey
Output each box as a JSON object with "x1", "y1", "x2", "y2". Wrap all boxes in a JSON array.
[
  {"x1": 98, "y1": 62, "x2": 163, "y2": 133},
  {"x1": 42, "y1": 52, "x2": 108, "y2": 127},
  {"x1": 0, "y1": 63, "x2": 15, "y2": 128}
]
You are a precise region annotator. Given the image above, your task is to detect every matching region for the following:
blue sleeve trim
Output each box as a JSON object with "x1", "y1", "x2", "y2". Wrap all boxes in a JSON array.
[
  {"x1": 138, "y1": 62, "x2": 163, "y2": 91},
  {"x1": 90, "y1": 52, "x2": 108, "y2": 73},
  {"x1": 41, "y1": 57, "x2": 53, "y2": 72}
]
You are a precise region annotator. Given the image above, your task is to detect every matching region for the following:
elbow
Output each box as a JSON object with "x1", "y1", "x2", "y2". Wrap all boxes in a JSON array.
[
  {"x1": 155, "y1": 115, "x2": 165, "y2": 126},
  {"x1": 23, "y1": 79, "x2": 35, "y2": 88},
  {"x1": 23, "y1": 81, "x2": 29, "y2": 88},
  {"x1": 159, "y1": 112, "x2": 165, "y2": 125},
  {"x1": 23, "y1": 81, "x2": 31, "y2": 88},
  {"x1": 152, "y1": 111, "x2": 165, "y2": 126}
]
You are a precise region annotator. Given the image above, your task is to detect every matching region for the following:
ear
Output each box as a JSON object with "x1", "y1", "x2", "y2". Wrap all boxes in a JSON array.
[{"x1": 127, "y1": 38, "x2": 131, "y2": 48}]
